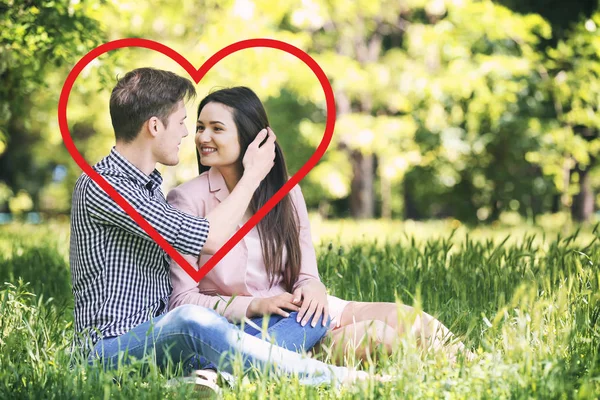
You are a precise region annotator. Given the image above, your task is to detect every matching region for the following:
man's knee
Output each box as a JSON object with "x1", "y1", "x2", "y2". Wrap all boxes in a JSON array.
[{"x1": 168, "y1": 304, "x2": 225, "y2": 331}]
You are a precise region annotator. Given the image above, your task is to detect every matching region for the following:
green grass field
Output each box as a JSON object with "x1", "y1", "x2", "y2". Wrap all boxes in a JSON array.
[{"x1": 1, "y1": 219, "x2": 599, "y2": 399}]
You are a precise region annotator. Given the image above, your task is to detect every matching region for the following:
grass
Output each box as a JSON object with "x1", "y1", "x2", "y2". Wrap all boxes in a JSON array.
[{"x1": 1, "y1": 218, "x2": 599, "y2": 399}]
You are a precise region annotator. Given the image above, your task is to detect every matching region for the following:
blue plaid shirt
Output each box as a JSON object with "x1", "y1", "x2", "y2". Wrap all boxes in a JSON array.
[{"x1": 69, "y1": 147, "x2": 209, "y2": 347}]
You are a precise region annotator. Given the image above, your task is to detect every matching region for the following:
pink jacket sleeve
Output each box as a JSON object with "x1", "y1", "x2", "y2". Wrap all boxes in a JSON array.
[
  {"x1": 166, "y1": 184, "x2": 254, "y2": 322},
  {"x1": 290, "y1": 185, "x2": 321, "y2": 290}
]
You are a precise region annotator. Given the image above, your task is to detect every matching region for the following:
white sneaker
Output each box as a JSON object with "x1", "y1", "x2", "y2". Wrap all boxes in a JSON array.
[{"x1": 165, "y1": 368, "x2": 221, "y2": 398}]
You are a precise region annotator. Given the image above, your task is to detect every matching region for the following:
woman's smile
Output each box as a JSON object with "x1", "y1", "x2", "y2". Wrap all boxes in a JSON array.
[{"x1": 200, "y1": 146, "x2": 217, "y2": 156}]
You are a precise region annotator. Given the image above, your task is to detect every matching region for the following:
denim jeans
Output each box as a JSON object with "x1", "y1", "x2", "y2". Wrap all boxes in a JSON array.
[
  {"x1": 240, "y1": 311, "x2": 329, "y2": 353},
  {"x1": 89, "y1": 304, "x2": 347, "y2": 386}
]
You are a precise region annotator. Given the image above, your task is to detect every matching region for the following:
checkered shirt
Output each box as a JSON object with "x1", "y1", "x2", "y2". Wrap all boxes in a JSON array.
[{"x1": 69, "y1": 147, "x2": 209, "y2": 348}]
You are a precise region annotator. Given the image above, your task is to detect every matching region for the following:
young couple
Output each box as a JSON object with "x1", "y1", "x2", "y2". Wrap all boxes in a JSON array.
[{"x1": 70, "y1": 67, "x2": 469, "y2": 393}]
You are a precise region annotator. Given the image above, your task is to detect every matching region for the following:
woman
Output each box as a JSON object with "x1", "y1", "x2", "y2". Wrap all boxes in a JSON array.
[{"x1": 167, "y1": 87, "x2": 472, "y2": 363}]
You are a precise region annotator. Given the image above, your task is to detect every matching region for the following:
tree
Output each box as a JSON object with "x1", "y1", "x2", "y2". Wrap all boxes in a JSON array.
[
  {"x1": 500, "y1": 0, "x2": 600, "y2": 223},
  {"x1": 282, "y1": 0, "x2": 423, "y2": 218},
  {"x1": 533, "y1": 12, "x2": 600, "y2": 222},
  {"x1": 0, "y1": 0, "x2": 104, "y2": 214},
  {"x1": 4, "y1": 0, "x2": 600, "y2": 224}
]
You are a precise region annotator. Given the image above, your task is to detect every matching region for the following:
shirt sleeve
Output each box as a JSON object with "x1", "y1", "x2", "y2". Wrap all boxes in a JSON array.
[
  {"x1": 290, "y1": 185, "x2": 321, "y2": 291},
  {"x1": 83, "y1": 174, "x2": 209, "y2": 257}
]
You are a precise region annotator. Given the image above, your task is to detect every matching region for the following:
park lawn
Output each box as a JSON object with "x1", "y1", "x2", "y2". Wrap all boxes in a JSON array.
[{"x1": 0, "y1": 219, "x2": 599, "y2": 399}]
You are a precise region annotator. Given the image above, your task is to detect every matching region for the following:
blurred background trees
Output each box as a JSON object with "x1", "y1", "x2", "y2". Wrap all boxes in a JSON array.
[
  {"x1": 1, "y1": 0, "x2": 599, "y2": 224},
  {"x1": 0, "y1": 0, "x2": 104, "y2": 218}
]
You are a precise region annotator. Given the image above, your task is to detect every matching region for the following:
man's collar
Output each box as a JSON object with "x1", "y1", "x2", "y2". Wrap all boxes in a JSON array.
[{"x1": 109, "y1": 147, "x2": 163, "y2": 190}]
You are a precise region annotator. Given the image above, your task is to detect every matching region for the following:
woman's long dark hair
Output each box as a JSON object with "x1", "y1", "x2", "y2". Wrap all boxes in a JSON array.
[{"x1": 196, "y1": 87, "x2": 301, "y2": 292}]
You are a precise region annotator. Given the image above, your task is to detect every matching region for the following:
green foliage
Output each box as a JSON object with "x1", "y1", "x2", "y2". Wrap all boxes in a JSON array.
[
  {"x1": 374, "y1": 1, "x2": 557, "y2": 221},
  {"x1": 529, "y1": 11, "x2": 600, "y2": 192},
  {"x1": 1, "y1": 222, "x2": 600, "y2": 398},
  {"x1": 0, "y1": 281, "x2": 209, "y2": 399},
  {"x1": 2, "y1": 0, "x2": 600, "y2": 222},
  {"x1": 0, "y1": 0, "x2": 103, "y2": 110},
  {"x1": 0, "y1": 225, "x2": 71, "y2": 305},
  {"x1": 0, "y1": 0, "x2": 105, "y2": 213}
]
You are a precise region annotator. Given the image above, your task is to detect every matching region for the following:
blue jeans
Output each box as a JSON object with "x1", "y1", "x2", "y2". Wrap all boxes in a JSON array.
[
  {"x1": 240, "y1": 311, "x2": 329, "y2": 353},
  {"x1": 89, "y1": 304, "x2": 347, "y2": 386}
]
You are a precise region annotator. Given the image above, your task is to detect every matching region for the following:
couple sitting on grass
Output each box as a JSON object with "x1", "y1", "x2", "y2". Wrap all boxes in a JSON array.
[{"x1": 70, "y1": 67, "x2": 471, "y2": 393}]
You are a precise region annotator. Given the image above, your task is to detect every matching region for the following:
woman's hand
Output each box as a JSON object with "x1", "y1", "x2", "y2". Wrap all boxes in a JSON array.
[
  {"x1": 241, "y1": 127, "x2": 276, "y2": 187},
  {"x1": 292, "y1": 280, "x2": 329, "y2": 327},
  {"x1": 246, "y1": 292, "x2": 300, "y2": 318}
]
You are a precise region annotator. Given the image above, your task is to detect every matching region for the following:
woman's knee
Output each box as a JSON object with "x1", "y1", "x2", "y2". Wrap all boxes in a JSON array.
[
  {"x1": 333, "y1": 320, "x2": 396, "y2": 350},
  {"x1": 274, "y1": 312, "x2": 329, "y2": 351},
  {"x1": 364, "y1": 320, "x2": 396, "y2": 346}
]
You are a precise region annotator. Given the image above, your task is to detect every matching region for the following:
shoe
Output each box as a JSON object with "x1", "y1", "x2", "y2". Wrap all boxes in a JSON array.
[{"x1": 165, "y1": 368, "x2": 221, "y2": 398}]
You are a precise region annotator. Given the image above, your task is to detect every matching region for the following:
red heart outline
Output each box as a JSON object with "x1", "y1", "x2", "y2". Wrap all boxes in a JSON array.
[{"x1": 58, "y1": 38, "x2": 335, "y2": 283}]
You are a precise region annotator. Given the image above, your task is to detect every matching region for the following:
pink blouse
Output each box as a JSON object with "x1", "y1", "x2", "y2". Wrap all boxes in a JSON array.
[{"x1": 166, "y1": 167, "x2": 321, "y2": 322}]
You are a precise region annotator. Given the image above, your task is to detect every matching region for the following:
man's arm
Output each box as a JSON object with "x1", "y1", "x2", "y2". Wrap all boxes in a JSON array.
[
  {"x1": 85, "y1": 128, "x2": 275, "y2": 257},
  {"x1": 84, "y1": 175, "x2": 209, "y2": 257}
]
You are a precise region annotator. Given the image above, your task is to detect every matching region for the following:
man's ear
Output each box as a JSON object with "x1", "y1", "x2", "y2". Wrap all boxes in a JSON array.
[{"x1": 146, "y1": 116, "x2": 161, "y2": 138}]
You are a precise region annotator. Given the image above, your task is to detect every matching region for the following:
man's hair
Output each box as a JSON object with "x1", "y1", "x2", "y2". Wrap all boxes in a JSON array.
[{"x1": 109, "y1": 68, "x2": 196, "y2": 142}]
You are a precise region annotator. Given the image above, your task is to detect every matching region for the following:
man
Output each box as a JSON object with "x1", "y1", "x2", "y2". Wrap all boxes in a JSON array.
[{"x1": 69, "y1": 67, "x2": 360, "y2": 390}]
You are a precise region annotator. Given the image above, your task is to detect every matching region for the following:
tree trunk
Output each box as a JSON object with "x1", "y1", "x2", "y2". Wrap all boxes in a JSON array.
[
  {"x1": 381, "y1": 170, "x2": 392, "y2": 219},
  {"x1": 350, "y1": 150, "x2": 374, "y2": 219},
  {"x1": 571, "y1": 165, "x2": 594, "y2": 222},
  {"x1": 403, "y1": 178, "x2": 420, "y2": 220},
  {"x1": 335, "y1": 88, "x2": 376, "y2": 219},
  {"x1": 551, "y1": 194, "x2": 561, "y2": 213},
  {"x1": 561, "y1": 157, "x2": 572, "y2": 210}
]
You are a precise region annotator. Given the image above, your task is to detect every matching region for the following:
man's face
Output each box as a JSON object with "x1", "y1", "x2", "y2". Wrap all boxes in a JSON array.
[{"x1": 153, "y1": 100, "x2": 188, "y2": 166}]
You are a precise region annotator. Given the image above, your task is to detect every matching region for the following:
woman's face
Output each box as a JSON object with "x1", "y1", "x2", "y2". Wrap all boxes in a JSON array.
[{"x1": 196, "y1": 102, "x2": 242, "y2": 170}]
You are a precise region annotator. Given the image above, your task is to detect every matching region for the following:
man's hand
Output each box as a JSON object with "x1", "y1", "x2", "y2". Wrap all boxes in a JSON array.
[
  {"x1": 240, "y1": 127, "x2": 276, "y2": 188},
  {"x1": 246, "y1": 292, "x2": 300, "y2": 318},
  {"x1": 293, "y1": 280, "x2": 329, "y2": 327}
]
